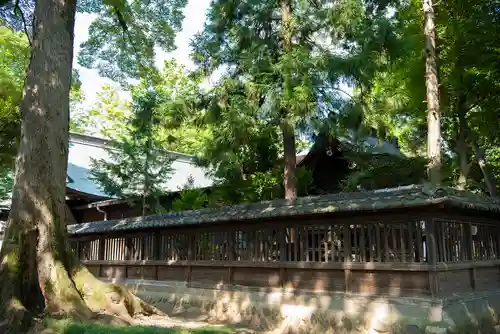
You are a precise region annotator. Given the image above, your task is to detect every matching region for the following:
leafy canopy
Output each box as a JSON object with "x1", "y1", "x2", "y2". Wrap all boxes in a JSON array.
[{"x1": 90, "y1": 88, "x2": 173, "y2": 212}]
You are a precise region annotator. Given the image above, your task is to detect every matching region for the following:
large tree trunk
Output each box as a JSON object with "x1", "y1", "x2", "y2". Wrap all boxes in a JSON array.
[
  {"x1": 0, "y1": 0, "x2": 161, "y2": 331},
  {"x1": 280, "y1": 0, "x2": 297, "y2": 201},
  {"x1": 423, "y1": 0, "x2": 442, "y2": 185},
  {"x1": 281, "y1": 121, "x2": 297, "y2": 201}
]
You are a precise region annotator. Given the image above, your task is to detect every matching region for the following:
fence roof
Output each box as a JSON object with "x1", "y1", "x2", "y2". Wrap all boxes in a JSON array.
[{"x1": 68, "y1": 184, "x2": 500, "y2": 235}]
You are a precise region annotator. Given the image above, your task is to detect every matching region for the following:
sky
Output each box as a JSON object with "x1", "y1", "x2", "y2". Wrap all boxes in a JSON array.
[{"x1": 73, "y1": 0, "x2": 212, "y2": 105}]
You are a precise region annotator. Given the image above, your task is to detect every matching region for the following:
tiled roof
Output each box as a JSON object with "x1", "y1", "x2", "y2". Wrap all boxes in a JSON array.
[
  {"x1": 67, "y1": 184, "x2": 500, "y2": 235},
  {"x1": 67, "y1": 133, "x2": 213, "y2": 197}
]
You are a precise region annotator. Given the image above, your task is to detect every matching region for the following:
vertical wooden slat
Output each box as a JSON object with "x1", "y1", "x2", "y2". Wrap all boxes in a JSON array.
[
  {"x1": 441, "y1": 222, "x2": 447, "y2": 262},
  {"x1": 452, "y1": 222, "x2": 455, "y2": 262},
  {"x1": 425, "y1": 219, "x2": 439, "y2": 297},
  {"x1": 118, "y1": 238, "x2": 122, "y2": 260},
  {"x1": 391, "y1": 223, "x2": 397, "y2": 262},
  {"x1": 294, "y1": 227, "x2": 298, "y2": 261},
  {"x1": 258, "y1": 230, "x2": 262, "y2": 261},
  {"x1": 324, "y1": 228, "x2": 328, "y2": 262},
  {"x1": 353, "y1": 224, "x2": 358, "y2": 262},
  {"x1": 384, "y1": 223, "x2": 389, "y2": 262},
  {"x1": 228, "y1": 230, "x2": 235, "y2": 261},
  {"x1": 286, "y1": 229, "x2": 291, "y2": 262},
  {"x1": 297, "y1": 227, "x2": 307, "y2": 261},
  {"x1": 360, "y1": 224, "x2": 366, "y2": 262},
  {"x1": 152, "y1": 232, "x2": 158, "y2": 260},
  {"x1": 496, "y1": 224, "x2": 500, "y2": 260},
  {"x1": 489, "y1": 227, "x2": 495, "y2": 260},
  {"x1": 451, "y1": 223, "x2": 456, "y2": 262},
  {"x1": 260, "y1": 228, "x2": 269, "y2": 261},
  {"x1": 249, "y1": 230, "x2": 254, "y2": 261},
  {"x1": 375, "y1": 224, "x2": 381, "y2": 262},
  {"x1": 99, "y1": 237, "x2": 105, "y2": 260},
  {"x1": 141, "y1": 235, "x2": 146, "y2": 260},
  {"x1": 464, "y1": 223, "x2": 476, "y2": 289},
  {"x1": 368, "y1": 224, "x2": 374, "y2": 262},
  {"x1": 344, "y1": 223, "x2": 352, "y2": 292},
  {"x1": 330, "y1": 226, "x2": 336, "y2": 262},
  {"x1": 108, "y1": 239, "x2": 112, "y2": 261},
  {"x1": 279, "y1": 225, "x2": 286, "y2": 262},
  {"x1": 344, "y1": 224, "x2": 351, "y2": 263},
  {"x1": 459, "y1": 224, "x2": 466, "y2": 261},
  {"x1": 416, "y1": 221, "x2": 424, "y2": 262},
  {"x1": 76, "y1": 240, "x2": 81, "y2": 260},
  {"x1": 312, "y1": 227, "x2": 317, "y2": 262},
  {"x1": 400, "y1": 223, "x2": 406, "y2": 263},
  {"x1": 407, "y1": 221, "x2": 414, "y2": 262}
]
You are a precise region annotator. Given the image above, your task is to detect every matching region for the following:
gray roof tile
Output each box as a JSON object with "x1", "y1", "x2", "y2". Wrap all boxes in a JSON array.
[{"x1": 68, "y1": 184, "x2": 500, "y2": 235}]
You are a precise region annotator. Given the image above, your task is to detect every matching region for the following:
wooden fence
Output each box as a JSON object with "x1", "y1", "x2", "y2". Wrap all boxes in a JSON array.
[{"x1": 70, "y1": 209, "x2": 500, "y2": 299}]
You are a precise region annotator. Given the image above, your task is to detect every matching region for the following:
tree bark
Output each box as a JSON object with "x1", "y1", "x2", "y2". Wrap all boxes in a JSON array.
[
  {"x1": 456, "y1": 116, "x2": 471, "y2": 190},
  {"x1": 456, "y1": 96, "x2": 471, "y2": 190},
  {"x1": 281, "y1": 121, "x2": 297, "y2": 201},
  {"x1": 0, "y1": 0, "x2": 161, "y2": 331},
  {"x1": 423, "y1": 0, "x2": 442, "y2": 185},
  {"x1": 280, "y1": 0, "x2": 297, "y2": 201},
  {"x1": 471, "y1": 141, "x2": 497, "y2": 196},
  {"x1": 456, "y1": 100, "x2": 497, "y2": 196}
]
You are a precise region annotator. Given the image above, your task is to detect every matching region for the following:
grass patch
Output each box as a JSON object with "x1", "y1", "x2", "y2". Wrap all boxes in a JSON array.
[{"x1": 44, "y1": 318, "x2": 234, "y2": 334}]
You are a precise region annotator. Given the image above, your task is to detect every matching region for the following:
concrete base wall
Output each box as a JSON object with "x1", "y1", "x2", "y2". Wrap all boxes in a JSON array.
[{"x1": 118, "y1": 279, "x2": 500, "y2": 333}]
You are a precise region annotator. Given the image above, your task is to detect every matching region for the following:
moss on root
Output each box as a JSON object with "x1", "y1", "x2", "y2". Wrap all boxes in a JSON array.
[
  {"x1": 71, "y1": 265, "x2": 164, "y2": 320},
  {"x1": 1, "y1": 243, "x2": 163, "y2": 333}
]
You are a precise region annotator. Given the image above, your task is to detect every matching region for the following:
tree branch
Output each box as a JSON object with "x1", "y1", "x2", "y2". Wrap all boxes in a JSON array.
[{"x1": 14, "y1": 0, "x2": 31, "y2": 46}]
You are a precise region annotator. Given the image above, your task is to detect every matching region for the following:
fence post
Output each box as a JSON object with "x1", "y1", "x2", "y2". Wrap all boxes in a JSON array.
[
  {"x1": 186, "y1": 232, "x2": 193, "y2": 287},
  {"x1": 153, "y1": 232, "x2": 160, "y2": 280},
  {"x1": 425, "y1": 218, "x2": 439, "y2": 297},
  {"x1": 344, "y1": 223, "x2": 352, "y2": 293},
  {"x1": 279, "y1": 224, "x2": 286, "y2": 288},
  {"x1": 464, "y1": 223, "x2": 476, "y2": 290}
]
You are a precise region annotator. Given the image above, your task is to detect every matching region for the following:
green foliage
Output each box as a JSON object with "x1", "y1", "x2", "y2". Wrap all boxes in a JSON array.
[
  {"x1": 170, "y1": 178, "x2": 209, "y2": 212},
  {"x1": 189, "y1": 0, "x2": 406, "y2": 200},
  {"x1": 71, "y1": 84, "x2": 130, "y2": 138},
  {"x1": 0, "y1": 25, "x2": 28, "y2": 168},
  {"x1": 91, "y1": 88, "x2": 172, "y2": 213},
  {"x1": 0, "y1": 168, "x2": 14, "y2": 200},
  {"x1": 353, "y1": 0, "x2": 500, "y2": 192},
  {"x1": 342, "y1": 153, "x2": 428, "y2": 191},
  {"x1": 77, "y1": 0, "x2": 188, "y2": 85},
  {"x1": 143, "y1": 60, "x2": 212, "y2": 155}
]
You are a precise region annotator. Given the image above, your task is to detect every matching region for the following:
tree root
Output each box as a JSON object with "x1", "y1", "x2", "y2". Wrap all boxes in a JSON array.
[
  {"x1": 71, "y1": 265, "x2": 164, "y2": 321},
  {"x1": 1, "y1": 252, "x2": 164, "y2": 333}
]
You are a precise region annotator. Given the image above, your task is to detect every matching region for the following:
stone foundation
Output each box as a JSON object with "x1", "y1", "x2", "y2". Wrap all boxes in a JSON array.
[{"x1": 116, "y1": 279, "x2": 500, "y2": 333}]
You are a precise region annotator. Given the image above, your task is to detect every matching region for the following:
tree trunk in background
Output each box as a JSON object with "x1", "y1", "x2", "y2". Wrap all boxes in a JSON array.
[
  {"x1": 456, "y1": 116, "x2": 471, "y2": 190},
  {"x1": 456, "y1": 96, "x2": 471, "y2": 190},
  {"x1": 457, "y1": 102, "x2": 497, "y2": 196},
  {"x1": 0, "y1": 0, "x2": 160, "y2": 331},
  {"x1": 423, "y1": 0, "x2": 442, "y2": 185},
  {"x1": 471, "y1": 142, "x2": 497, "y2": 196},
  {"x1": 281, "y1": 121, "x2": 297, "y2": 201},
  {"x1": 280, "y1": 0, "x2": 297, "y2": 201}
]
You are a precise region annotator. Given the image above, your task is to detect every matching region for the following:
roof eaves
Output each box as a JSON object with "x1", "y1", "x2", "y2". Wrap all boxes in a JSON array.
[{"x1": 65, "y1": 185, "x2": 500, "y2": 236}]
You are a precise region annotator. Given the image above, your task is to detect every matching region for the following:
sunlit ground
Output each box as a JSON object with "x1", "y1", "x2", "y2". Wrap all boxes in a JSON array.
[{"x1": 43, "y1": 318, "x2": 234, "y2": 334}]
